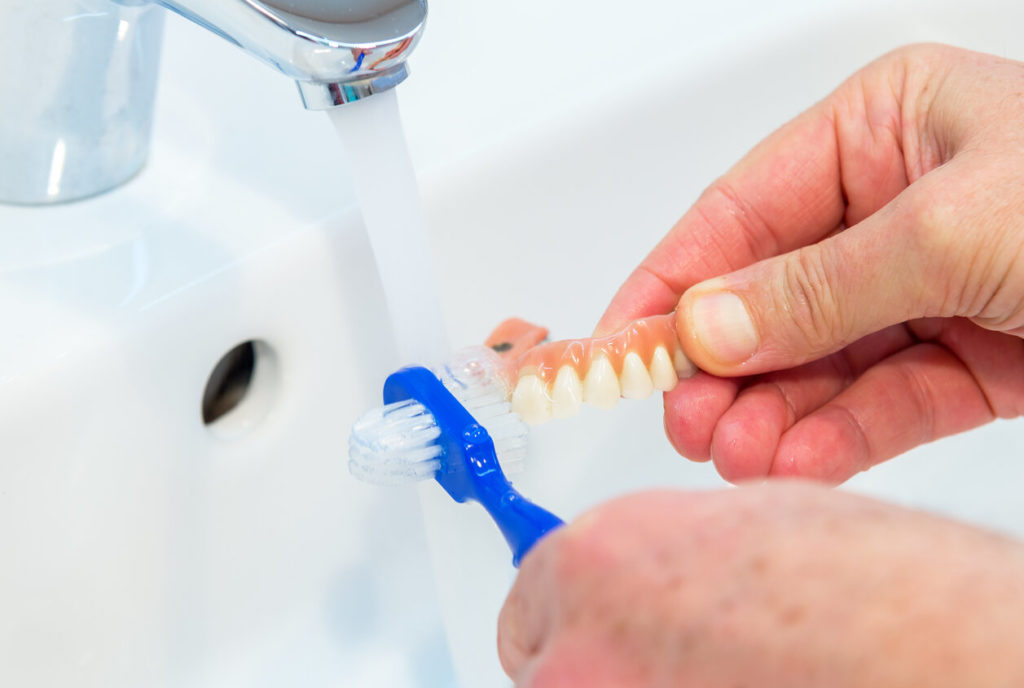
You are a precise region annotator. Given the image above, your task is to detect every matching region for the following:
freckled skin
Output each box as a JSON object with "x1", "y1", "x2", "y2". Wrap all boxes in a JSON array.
[
  {"x1": 498, "y1": 482, "x2": 1024, "y2": 687},
  {"x1": 596, "y1": 44, "x2": 1024, "y2": 483},
  {"x1": 493, "y1": 44, "x2": 1024, "y2": 687}
]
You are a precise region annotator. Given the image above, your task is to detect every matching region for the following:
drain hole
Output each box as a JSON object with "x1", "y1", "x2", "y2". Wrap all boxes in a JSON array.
[
  {"x1": 203, "y1": 342, "x2": 256, "y2": 425},
  {"x1": 202, "y1": 340, "x2": 280, "y2": 438}
]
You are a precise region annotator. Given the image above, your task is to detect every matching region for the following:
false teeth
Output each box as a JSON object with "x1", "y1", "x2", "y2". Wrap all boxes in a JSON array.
[
  {"x1": 649, "y1": 346, "x2": 678, "y2": 391},
  {"x1": 619, "y1": 352, "x2": 654, "y2": 399},
  {"x1": 551, "y1": 365, "x2": 583, "y2": 418},
  {"x1": 511, "y1": 374, "x2": 552, "y2": 425},
  {"x1": 674, "y1": 348, "x2": 696, "y2": 378},
  {"x1": 582, "y1": 356, "x2": 620, "y2": 410},
  {"x1": 501, "y1": 313, "x2": 700, "y2": 424}
]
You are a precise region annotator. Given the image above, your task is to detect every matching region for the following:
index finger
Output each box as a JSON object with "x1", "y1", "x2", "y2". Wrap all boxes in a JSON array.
[
  {"x1": 595, "y1": 55, "x2": 910, "y2": 335},
  {"x1": 596, "y1": 107, "x2": 843, "y2": 335}
]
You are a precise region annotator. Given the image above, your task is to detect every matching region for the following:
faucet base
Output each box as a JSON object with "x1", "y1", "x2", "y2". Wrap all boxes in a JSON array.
[{"x1": 0, "y1": 1, "x2": 165, "y2": 205}]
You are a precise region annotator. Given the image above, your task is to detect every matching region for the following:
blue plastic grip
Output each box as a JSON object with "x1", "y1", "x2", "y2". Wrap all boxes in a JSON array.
[{"x1": 383, "y1": 366, "x2": 564, "y2": 567}]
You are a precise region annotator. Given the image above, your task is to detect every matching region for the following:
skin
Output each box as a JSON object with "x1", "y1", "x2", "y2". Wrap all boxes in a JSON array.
[
  {"x1": 499, "y1": 482, "x2": 1024, "y2": 687},
  {"x1": 596, "y1": 43, "x2": 1024, "y2": 484},
  {"x1": 497, "y1": 45, "x2": 1024, "y2": 685}
]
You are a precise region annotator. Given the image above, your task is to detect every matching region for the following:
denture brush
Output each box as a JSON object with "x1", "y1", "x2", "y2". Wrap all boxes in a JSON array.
[{"x1": 349, "y1": 347, "x2": 563, "y2": 566}]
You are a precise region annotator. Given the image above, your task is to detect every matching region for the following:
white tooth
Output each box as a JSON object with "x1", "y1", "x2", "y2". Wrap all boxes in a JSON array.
[
  {"x1": 619, "y1": 352, "x2": 654, "y2": 399},
  {"x1": 649, "y1": 346, "x2": 679, "y2": 391},
  {"x1": 582, "y1": 356, "x2": 620, "y2": 410},
  {"x1": 674, "y1": 348, "x2": 697, "y2": 378},
  {"x1": 511, "y1": 374, "x2": 552, "y2": 425},
  {"x1": 551, "y1": 365, "x2": 583, "y2": 418}
]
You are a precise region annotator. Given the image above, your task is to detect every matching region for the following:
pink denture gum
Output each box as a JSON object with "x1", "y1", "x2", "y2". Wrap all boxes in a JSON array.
[{"x1": 483, "y1": 314, "x2": 696, "y2": 424}]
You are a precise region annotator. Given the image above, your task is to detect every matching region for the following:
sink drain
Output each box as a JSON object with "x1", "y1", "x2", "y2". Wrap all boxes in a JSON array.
[{"x1": 202, "y1": 340, "x2": 278, "y2": 436}]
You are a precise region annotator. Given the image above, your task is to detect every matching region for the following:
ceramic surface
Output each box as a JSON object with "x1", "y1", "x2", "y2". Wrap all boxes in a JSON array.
[{"x1": 1, "y1": 1, "x2": 1022, "y2": 685}]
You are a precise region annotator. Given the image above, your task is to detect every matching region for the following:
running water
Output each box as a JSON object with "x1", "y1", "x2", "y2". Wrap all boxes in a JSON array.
[
  {"x1": 329, "y1": 90, "x2": 448, "y2": 366},
  {"x1": 331, "y1": 91, "x2": 510, "y2": 687}
]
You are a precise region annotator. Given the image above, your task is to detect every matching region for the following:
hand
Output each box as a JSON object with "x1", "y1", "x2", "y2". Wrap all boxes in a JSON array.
[
  {"x1": 497, "y1": 481, "x2": 1024, "y2": 687},
  {"x1": 596, "y1": 44, "x2": 1024, "y2": 484}
]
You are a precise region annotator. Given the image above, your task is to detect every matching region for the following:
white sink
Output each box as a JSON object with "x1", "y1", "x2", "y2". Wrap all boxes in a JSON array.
[{"x1": 2, "y1": 0, "x2": 1022, "y2": 685}]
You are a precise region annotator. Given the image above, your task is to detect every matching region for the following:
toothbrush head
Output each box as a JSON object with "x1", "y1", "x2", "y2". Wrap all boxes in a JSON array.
[
  {"x1": 381, "y1": 365, "x2": 495, "y2": 504},
  {"x1": 375, "y1": 365, "x2": 564, "y2": 565},
  {"x1": 348, "y1": 342, "x2": 563, "y2": 566},
  {"x1": 348, "y1": 346, "x2": 528, "y2": 486}
]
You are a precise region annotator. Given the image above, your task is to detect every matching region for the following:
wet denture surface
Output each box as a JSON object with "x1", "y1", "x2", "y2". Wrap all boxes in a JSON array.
[
  {"x1": 501, "y1": 313, "x2": 697, "y2": 425},
  {"x1": 484, "y1": 317, "x2": 549, "y2": 361}
]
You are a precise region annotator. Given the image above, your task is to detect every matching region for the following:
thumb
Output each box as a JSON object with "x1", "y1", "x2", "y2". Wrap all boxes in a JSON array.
[{"x1": 675, "y1": 194, "x2": 932, "y2": 376}]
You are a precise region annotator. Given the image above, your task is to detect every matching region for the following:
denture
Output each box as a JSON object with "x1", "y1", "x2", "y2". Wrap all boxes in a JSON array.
[{"x1": 484, "y1": 313, "x2": 696, "y2": 425}]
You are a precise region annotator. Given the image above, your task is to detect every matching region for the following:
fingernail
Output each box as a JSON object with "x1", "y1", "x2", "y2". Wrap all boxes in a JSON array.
[{"x1": 690, "y1": 291, "x2": 759, "y2": 365}]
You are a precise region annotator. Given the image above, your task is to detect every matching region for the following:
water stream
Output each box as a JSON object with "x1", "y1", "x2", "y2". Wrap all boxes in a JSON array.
[
  {"x1": 328, "y1": 91, "x2": 448, "y2": 367},
  {"x1": 330, "y1": 91, "x2": 510, "y2": 687}
]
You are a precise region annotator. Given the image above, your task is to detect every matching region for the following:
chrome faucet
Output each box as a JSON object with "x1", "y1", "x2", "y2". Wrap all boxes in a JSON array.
[{"x1": 0, "y1": 0, "x2": 427, "y2": 205}]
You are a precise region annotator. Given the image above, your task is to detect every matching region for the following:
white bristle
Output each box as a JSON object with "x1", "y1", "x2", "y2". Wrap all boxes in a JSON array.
[
  {"x1": 349, "y1": 399, "x2": 443, "y2": 486},
  {"x1": 348, "y1": 347, "x2": 530, "y2": 485}
]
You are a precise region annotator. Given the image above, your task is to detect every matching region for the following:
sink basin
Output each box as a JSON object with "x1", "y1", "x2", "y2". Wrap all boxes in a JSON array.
[{"x1": 1, "y1": 0, "x2": 1022, "y2": 685}]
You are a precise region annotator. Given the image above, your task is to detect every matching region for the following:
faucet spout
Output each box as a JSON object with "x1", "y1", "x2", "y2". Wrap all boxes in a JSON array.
[
  {"x1": 0, "y1": 0, "x2": 427, "y2": 205},
  {"x1": 159, "y1": 0, "x2": 427, "y2": 108}
]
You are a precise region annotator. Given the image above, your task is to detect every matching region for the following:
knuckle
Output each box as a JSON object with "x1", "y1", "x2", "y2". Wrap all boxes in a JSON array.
[
  {"x1": 550, "y1": 523, "x2": 606, "y2": 587},
  {"x1": 775, "y1": 245, "x2": 846, "y2": 354},
  {"x1": 902, "y1": 188, "x2": 980, "y2": 317},
  {"x1": 897, "y1": 358, "x2": 937, "y2": 444},
  {"x1": 520, "y1": 651, "x2": 578, "y2": 688},
  {"x1": 692, "y1": 178, "x2": 780, "y2": 268},
  {"x1": 545, "y1": 496, "x2": 651, "y2": 593},
  {"x1": 891, "y1": 42, "x2": 953, "y2": 67},
  {"x1": 905, "y1": 193, "x2": 957, "y2": 255}
]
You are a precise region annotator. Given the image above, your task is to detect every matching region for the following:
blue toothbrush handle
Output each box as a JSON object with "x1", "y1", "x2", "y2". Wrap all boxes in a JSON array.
[
  {"x1": 479, "y1": 485, "x2": 564, "y2": 567},
  {"x1": 383, "y1": 366, "x2": 565, "y2": 568}
]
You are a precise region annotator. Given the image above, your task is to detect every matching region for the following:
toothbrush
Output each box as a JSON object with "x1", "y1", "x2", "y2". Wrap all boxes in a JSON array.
[{"x1": 349, "y1": 347, "x2": 564, "y2": 567}]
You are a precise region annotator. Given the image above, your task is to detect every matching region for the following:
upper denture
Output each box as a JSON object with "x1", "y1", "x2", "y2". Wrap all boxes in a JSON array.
[{"x1": 492, "y1": 313, "x2": 697, "y2": 425}]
